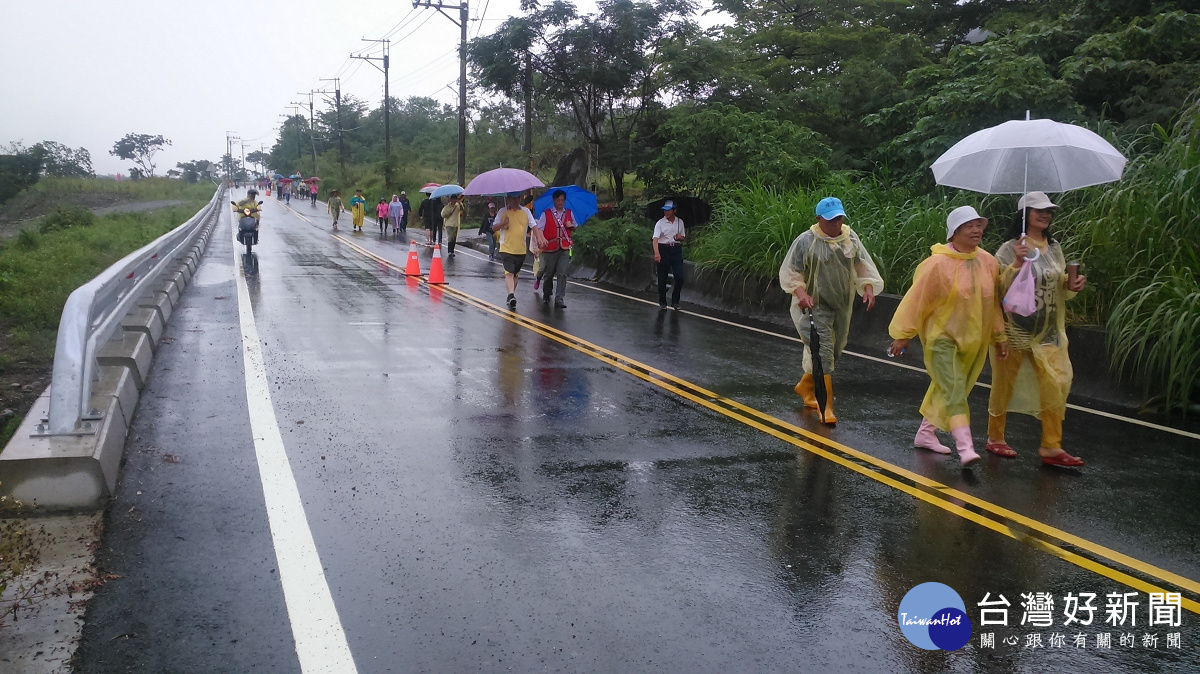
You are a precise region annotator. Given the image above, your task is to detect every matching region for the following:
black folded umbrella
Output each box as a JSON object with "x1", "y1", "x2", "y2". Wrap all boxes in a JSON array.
[{"x1": 809, "y1": 310, "x2": 828, "y2": 421}]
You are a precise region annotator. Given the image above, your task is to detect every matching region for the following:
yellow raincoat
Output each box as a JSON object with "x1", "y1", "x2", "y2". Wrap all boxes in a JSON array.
[
  {"x1": 779, "y1": 224, "x2": 883, "y2": 373},
  {"x1": 889, "y1": 243, "x2": 1006, "y2": 431},
  {"x1": 987, "y1": 239, "x2": 1076, "y2": 447}
]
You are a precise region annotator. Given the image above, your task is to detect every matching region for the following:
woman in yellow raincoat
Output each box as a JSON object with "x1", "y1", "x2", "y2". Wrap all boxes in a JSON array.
[
  {"x1": 779, "y1": 197, "x2": 883, "y2": 425},
  {"x1": 349, "y1": 189, "x2": 367, "y2": 231},
  {"x1": 888, "y1": 206, "x2": 1009, "y2": 465},
  {"x1": 985, "y1": 192, "x2": 1087, "y2": 467}
]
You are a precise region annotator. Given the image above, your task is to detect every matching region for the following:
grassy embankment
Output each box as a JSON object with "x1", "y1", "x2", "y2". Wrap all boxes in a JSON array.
[
  {"x1": 0, "y1": 178, "x2": 215, "y2": 445},
  {"x1": 688, "y1": 101, "x2": 1200, "y2": 412}
]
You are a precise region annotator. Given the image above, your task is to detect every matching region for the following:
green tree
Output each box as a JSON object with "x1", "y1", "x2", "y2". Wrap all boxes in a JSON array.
[
  {"x1": 110, "y1": 133, "x2": 171, "y2": 177},
  {"x1": 469, "y1": 0, "x2": 699, "y2": 201},
  {"x1": 34, "y1": 141, "x2": 93, "y2": 177},
  {"x1": 174, "y1": 159, "x2": 215, "y2": 184},
  {"x1": 641, "y1": 103, "x2": 830, "y2": 196},
  {"x1": 0, "y1": 143, "x2": 44, "y2": 204}
]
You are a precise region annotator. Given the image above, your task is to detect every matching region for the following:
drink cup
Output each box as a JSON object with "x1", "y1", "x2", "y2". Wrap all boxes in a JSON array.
[{"x1": 1067, "y1": 262, "x2": 1080, "y2": 285}]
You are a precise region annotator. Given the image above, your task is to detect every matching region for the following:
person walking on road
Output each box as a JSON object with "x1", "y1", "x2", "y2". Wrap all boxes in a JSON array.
[
  {"x1": 779, "y1": 197, "x2": 883, "y2": 426},
  {"x1": 479, "y1": 201, "x2": 499, "y2": 260},
  {"x1": 399, "y1": 191, "x2": 412, "y2": 234},
  {"x1": 493, "y1": 193, "x2": 540, "y2": 310},
  {"x1": 376, "y1": 199, "x2": 390, "y2": 234},
  {"x1": 350, "y1": 189, "x2": 367, "y2": 232},
  {"x1": 327, "y1": 189, "x2": 343, "y2": 230},
  {"x1": 283, "y1": 185, "x2": 291, "y2": 205},
  {"x1": 652, "y1": 201, "x2": 686, "y2": 310},
  {"x1": 388, "y1": 194, "x2": 405, "y2": 236},
  {"x1": 986, "y1": 192, "x2": 1087, "y2": 468},
  {"x1": 309, "y1": 182, "x2": 318, "y2": 206},
  {"x1": 534, "y1": 189, "x2": 577, "y2": 308},
  {"x1": 888, "y1": 206, "x2": 1009, "y2": 466},
  {"x1": 420, "y1": 195, "x2": 443, "y2": 247},
  {"x1": 440, "y1": 194, "x2": 466, "y2": 258}
]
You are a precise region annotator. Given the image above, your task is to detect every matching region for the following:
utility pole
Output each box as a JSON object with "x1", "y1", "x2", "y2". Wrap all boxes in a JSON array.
[
  {"x1": 286, "y1": 105, "x2": 302, "y2": 166},
  {"x1": 413, "y1": 0, "x2": 469, "y2": 185},
  {"x1": 296, "y1": 91, "x2": 319, "y2": 175},
  {"x1": 225, "y1": 132, "x2": 239, "y2": 185},
  {"x1": 319, "y1": 77, "x2": 344, "y2": 170},
  {"x1": 352, "y1": 39, "x2": 392, "y2": 188},
  {"x1": 524, "y1": 50, "x2": 533, "y2": 172}
]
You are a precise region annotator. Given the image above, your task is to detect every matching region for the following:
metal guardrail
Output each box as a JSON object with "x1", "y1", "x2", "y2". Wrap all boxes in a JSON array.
[{"x1": 44, "y1": 187, "x2": 226, "y2": 434}]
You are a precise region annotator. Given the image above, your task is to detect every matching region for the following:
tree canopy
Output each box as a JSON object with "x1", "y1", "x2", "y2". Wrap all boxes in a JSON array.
[{"x1": 110, "y1": 133, "x2": 171, "y2": 177}]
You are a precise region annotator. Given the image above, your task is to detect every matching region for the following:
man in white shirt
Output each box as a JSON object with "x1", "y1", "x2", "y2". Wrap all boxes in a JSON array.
[{"x1": 651, "y1": 200, "x2": 686, "y2": 310}]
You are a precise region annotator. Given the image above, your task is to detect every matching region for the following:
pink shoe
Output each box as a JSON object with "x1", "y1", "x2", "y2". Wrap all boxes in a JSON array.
[
  {"x1": 951, "y1": 426, "x2": 981, "y2": 466},
  {"x1": 914, "y1": 419, "x2": 951, "y2": 454}
]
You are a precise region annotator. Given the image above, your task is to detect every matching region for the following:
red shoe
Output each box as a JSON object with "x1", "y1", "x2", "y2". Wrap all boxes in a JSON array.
[
  {"x1": 985, "y1": 440, "x2": 1017, "y2": 458},
  {"x1": 1041, "y1": 451, "x2": 1084, "y2": 468}
]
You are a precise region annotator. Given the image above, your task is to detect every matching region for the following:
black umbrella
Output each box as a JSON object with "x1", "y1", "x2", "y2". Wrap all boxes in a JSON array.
[
  {"x1": 809, "y1": 310, "x2": 829, "y2": 422},
  {"x1": 645, "y1": 196, "x2": 712, "y2": 226}
]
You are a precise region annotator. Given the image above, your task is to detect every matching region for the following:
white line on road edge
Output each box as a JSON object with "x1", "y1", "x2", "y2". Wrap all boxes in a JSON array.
[
  {"x1": 452, "y1": 245, "x2": 1200, "y2": 442},
  {"x1": 231, "y1": 217, "x2": 359, "y2": 673}
]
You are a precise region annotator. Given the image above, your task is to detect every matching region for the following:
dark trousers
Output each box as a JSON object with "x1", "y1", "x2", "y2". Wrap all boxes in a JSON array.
[
  {"x1": 540, "y1": 249, "x2": 570, "y2": 302},
  {"x1": 657, "y1": 244, "x2": 684, "y2": 307},
  {"x1": 310, "y1": 193, "x2": 317, "y2": 205}
]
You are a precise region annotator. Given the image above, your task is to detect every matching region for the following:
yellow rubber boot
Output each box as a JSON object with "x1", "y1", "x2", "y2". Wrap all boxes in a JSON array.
[
  {"x1": 820, "y1": 375, "x2": 838, "y2": 425},
  {"x1": 794, "y1": 373, "x2": 818, "y2": 409}
]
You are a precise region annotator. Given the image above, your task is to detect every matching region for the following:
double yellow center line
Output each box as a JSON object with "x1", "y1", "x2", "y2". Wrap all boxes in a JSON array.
[{"x1": 332, "y1": 234, "x2": 1200, "y2": 615}]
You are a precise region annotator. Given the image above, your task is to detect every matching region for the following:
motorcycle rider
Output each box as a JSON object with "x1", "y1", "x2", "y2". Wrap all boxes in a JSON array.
[{"x1": 234, "y1": 188, "x2": 262, "y2": 245}]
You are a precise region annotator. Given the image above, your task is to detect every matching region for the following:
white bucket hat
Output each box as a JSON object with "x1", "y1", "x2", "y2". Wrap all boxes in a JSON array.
[
  {"x1": 1016, "y1": 191, "x2": 1059, "y2": 211},
  {"x1": 946, "y1": 206, "x2": 987, "y2": 240}
]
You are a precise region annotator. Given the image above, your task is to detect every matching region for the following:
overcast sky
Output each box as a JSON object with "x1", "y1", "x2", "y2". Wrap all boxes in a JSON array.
[{"x1": 0, "y1": 0, "x2": 726, "y2": 178}]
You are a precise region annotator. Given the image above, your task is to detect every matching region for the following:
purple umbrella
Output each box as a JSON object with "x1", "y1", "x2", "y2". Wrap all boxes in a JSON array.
[{"x1": 463, "y1": 167, "x2": 544, "y2": 196}]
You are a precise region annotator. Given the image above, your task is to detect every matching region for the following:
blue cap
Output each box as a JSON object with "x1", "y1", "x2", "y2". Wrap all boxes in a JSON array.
[
  {"x1": 662, "y1": 200, "x2": 676, "y2": 210},
  {"x1": 815, "y1": 197, "x2": 846, "y2": 220}
]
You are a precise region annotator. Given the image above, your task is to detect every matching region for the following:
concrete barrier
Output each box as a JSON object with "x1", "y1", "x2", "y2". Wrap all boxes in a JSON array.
[{"x1": 0, "y1": 204, "x2": 223, "y2": 510}]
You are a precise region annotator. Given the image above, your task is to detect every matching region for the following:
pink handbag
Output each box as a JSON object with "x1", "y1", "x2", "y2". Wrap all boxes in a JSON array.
[{"x1": 1002, "y1": 261, "x2": 1037, "y2": 316}]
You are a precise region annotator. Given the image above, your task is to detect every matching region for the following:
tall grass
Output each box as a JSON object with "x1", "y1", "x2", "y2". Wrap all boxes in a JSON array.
[
  {"x1": 691, "y1": 174, "x2": 1007, "y2": 295},
  {"x1": 1057, "y1": 99, "x2": 1200, "y2": 410},
  {"x1": 0, "y1": 203, "x2": 208, "y2": 330},
  {"x1": 25, "y1": 176, "x2": 215, "y2": 202}
]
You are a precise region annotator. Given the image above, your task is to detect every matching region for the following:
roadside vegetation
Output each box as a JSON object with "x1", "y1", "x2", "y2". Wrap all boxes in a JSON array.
[{"x1": 0, "y1": 183, "x2": 213, "y2": 446}]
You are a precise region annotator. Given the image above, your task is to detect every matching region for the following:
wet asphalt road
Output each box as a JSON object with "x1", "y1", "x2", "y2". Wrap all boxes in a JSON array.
[{"x1": 74, "y1": 197, "x2": 1199, "y2": 672}]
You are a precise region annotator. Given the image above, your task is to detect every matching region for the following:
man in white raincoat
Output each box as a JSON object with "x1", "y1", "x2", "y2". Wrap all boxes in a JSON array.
[{"x1": 779, "y1": 197, "x2": 883, "y2": 425}]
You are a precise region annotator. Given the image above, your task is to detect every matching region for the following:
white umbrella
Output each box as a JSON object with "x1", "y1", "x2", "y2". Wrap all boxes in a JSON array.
[
  {"x1": 932, "y1": 115, "x2": 1126, "y2": 193},
  {"x1": 932, "y1": 113, "x2": 1127, "y2": 257}
]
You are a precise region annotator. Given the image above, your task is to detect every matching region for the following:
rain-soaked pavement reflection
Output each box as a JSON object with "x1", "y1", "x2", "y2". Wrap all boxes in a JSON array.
[{"x1": 79, "y1": 198, "x2": 1200, "y2": 672}]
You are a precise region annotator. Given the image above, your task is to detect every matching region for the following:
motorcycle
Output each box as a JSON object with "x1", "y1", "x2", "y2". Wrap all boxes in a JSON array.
[{"x1": 232, "y1": 200, "x2": 264, "y2": 254}]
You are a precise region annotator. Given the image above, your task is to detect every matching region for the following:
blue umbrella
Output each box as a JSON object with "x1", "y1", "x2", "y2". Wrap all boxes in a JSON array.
[
  {"x1": 430, "y1": 184, "x2": 465, "y2": 199},
  {"x1": 533, "y1": 185, "x2": 598, "y2": 225},
  {"x1": 272, "y1": 173, "x2": 285, "y2": 180}
]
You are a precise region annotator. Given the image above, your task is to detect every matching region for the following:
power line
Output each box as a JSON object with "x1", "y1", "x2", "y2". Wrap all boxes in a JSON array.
[{"x1": 474, "y1": 0, "x2": 491, "y2": 38}]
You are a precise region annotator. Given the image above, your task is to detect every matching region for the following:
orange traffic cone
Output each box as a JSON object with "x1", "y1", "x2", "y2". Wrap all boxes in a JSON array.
[
  {"x1": 404, "y1": 240, "x2": 422, "y2": 276},
  {"x1": 428, "y1": 244, "x2": 447, "y2": 284}
]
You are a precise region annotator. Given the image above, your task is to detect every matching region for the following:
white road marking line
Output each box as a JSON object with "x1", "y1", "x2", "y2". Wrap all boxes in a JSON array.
[
  {"x1": 230, "y1": 217, "x2": 359, "y2": 673},
  {"x1": 453, "y1": 246, "x2": 1199, "y2": 441}
]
